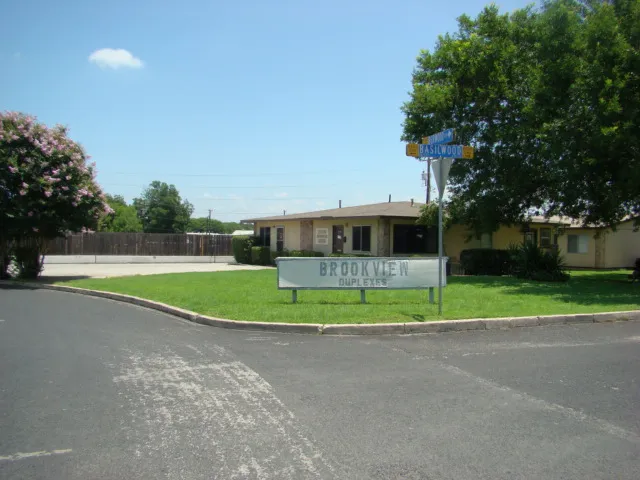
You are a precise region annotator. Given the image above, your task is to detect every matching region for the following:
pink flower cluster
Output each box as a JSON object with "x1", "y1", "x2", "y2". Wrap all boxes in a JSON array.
[
  {"x1": 2, "y1": 111, "x2": 112, "y2": 229},
  {"x1": 1, "y1": 111, "x2": 83, "y2": 164}
]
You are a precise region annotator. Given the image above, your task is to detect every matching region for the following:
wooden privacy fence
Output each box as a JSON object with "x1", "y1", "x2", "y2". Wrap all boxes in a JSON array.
[{"x1": 45, "y1": 233, "x2": 234, "y2": 257}]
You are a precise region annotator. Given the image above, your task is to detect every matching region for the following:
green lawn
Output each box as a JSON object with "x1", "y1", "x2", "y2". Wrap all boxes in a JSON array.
[{"x1": 55, "y1": 270, "x2": 639, "y2": 324}]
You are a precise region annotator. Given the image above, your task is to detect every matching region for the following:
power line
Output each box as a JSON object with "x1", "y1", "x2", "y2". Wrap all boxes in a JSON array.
[
  {"x1": 190, "y1": 196, "x2": 328, "y2": 201},
  {"x1": 106, "y1": 169, "x2": 368, "y2": 177},
  {"x1": 99, "y1": 183, "x2": 345, "y2": 189}
]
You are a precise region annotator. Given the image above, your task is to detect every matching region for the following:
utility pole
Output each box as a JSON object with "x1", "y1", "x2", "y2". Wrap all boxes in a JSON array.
[{"x1": 207, "y1": 209, "x2": 213, "y2": 256}]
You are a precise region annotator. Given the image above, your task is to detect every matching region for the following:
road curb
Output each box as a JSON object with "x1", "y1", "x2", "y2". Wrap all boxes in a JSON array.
[{"x1": 2, "y1": 281, "x2": 639, "y2": 335}]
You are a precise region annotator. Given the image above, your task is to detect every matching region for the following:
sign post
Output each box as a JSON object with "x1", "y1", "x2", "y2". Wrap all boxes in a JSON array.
[
  {"x1": 406, "y1": 128, "x2": 474, "y2": 315},
  {"x1": 431, "y1": 158, "x2": 452, "y2": 316}
]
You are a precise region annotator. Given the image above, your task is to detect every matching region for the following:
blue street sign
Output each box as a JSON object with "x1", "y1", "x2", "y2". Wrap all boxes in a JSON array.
[
  {"x1": 420, "y1": 143, "x2": 468, "y2": 158},
  {"x1": 423, "y1": 128, "x2": 455, "y2": 146}
]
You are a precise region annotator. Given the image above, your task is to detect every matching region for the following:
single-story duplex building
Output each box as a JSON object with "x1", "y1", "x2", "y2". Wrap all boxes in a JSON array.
[{"x1": 243, "y1": 201, "x2": 640, "y2": 269}]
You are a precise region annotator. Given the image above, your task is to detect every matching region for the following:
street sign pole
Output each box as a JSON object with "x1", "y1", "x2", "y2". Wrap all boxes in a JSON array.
[
  {"x1": 408, "y1": 129, "x2": 472, "y2": 311},
  {"x1": 438, "y1": 165, "x2": 444, "y2": 316}
]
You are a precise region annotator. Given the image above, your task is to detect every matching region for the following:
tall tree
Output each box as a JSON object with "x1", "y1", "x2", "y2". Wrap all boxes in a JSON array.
[
  {"x1": 0, "y1": 111, "x2": 110, "y2": 278},
  {"x1": 98, "y1": 194, "x2": 143, "y2": 232},
  {"x1": 133, "y1": 181, "x2": 194, "y2": 233},
  {"x1": 402, "y1": 0, "x2": 640, "y2": 234}
]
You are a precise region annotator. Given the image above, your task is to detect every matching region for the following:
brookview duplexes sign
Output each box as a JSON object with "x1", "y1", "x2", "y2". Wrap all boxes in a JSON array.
[{"x1": 276, "y1": 257, "x2": 447, "y2": 290}]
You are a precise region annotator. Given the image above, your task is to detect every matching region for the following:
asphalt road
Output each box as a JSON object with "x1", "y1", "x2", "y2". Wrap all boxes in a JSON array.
[{"x1": 1, "y1": 286, "x2": 639, "y2": 479}]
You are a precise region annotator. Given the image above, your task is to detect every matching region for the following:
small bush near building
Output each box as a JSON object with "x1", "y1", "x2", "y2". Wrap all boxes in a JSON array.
[
  {"x1": 232, "y1": 236, "x2": 255, "y2": 264},
  {"x1": 508, "y1": 242, "x2": 569, "y2": 282},
  {"x1": 289, "y1": 250, "x2": 324, "y2": 257},
  {"x1": 250, "y1": 246, "x2": 272, "y2": 265},
  {"x1": 460, "y1": 249, "x2": 511, "y2": 276}
]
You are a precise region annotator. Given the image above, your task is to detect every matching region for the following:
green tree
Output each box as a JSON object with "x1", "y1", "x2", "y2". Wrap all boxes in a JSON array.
[
  {"x1": 0, "y1": 111, "x2": 110, "y2": 278},
  {"x1": 222, "y1": 221, "x2": 248, "y2": 234},
  {"x1": 133, "y1": 181, "x2": 194, "y2": 233},
  {"x1": 402, "y1": 0, "x2": 640, "y2": 234},
  {"x1": 186, "y1": 217, "x2": 224, "y2": 233},
  {"x1": 98, "y1": 194, "x2": 143, "y2": 232}
]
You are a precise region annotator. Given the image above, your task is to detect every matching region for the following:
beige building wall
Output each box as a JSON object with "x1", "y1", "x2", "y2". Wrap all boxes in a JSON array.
[
  {"x1": 253, "y1": 220, "x2": 300, "y2": 252},
  {"x1": 311, "y1": 218, "x2": 380, "y2": 256},
  {"x1": 557, "y1": 228, "x2": 597, "y2": 268},
  {"x1": 603, "y1": 220, "x2": 640, "y2": 268}
]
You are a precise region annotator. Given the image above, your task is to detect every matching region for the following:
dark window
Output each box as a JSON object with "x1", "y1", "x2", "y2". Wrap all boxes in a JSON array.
[
  {"x1": 393, "y1": 225, "x2": 437, "y2": 254},
  {"x1": 352, "y1": 226, "x2": 371, "y2": 252},
  {"x1": 524, "y1": 230, "x2": 537, "y2": 245},
  {"x1": 540, "y1": 228, "x2": 552, "y2": 248},
  {"x1": 259, "y1": 227, "x2": 271, "y2": 247}
]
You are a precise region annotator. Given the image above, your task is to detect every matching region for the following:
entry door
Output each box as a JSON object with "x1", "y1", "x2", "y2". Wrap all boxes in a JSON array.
[
  {"x1": 276, "y1": 227, "x2": 285, "y2": 252},
  {"x1": 332, "y1": 225, "x2": 344, "y2": 254}
]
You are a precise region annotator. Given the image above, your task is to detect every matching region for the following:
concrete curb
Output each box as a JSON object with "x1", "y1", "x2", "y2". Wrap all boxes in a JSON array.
[{"x1": 2, "y1": 281, "x2": 639, "y2": 335}]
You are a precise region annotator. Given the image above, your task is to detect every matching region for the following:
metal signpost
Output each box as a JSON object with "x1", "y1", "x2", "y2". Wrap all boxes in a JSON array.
[{"x1": 406, "y1": 129, "x2": 474, "y2": 315}]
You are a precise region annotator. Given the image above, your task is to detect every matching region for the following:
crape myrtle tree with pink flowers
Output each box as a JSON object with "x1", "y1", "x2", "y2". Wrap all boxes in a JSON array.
[{"x1": 0, "y1": 111, "x2": 113, "y2": 279}]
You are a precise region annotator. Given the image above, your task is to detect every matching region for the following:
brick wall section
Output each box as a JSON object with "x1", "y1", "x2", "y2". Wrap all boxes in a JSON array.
[
  {"x1": 377, "y1": 218, "x2": 390, "y2": 256},
  {"x1": 300, "y1": 220, "x2": 313, "y2": 251}
]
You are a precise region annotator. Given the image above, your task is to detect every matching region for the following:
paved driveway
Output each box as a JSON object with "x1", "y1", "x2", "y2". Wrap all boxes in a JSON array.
[
  {"x1": 41, "y1": 262, "x2": 270, "y2": 280},
  {"x1": 1, "y1": 286, "x2": 638, "y2": 479}
]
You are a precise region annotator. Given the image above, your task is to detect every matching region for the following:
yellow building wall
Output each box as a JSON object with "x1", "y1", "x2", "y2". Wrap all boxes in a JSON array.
[
  {"x1": 253, "y1": 220, "x2": 300, "y2": 252},
  {"x1": 603, "y1": 220, "x2": 640, "y2": 268},
  {"x1": 492, "y1": 226, "x2": 525, "y2": 250},
  {"x1": 557, "y1": 228, "x2": 597, "y2": 268},
  {"x1": 443, "y1": 224, "x2": 481, "y2": 262}
]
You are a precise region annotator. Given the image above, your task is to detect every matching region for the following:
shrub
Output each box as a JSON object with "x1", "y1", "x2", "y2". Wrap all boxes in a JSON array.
[
  {"x1": 232, "y1": 235, "x2": 255, "y2": 264},
  {"x1": 0, "y1": 240, "x2": 10, "y2": 280},
  {"x1": 271, "y1": 250, "x2": 289, "y2": 264},
  {"x1": 459, "y1": 248, "x2": 511, "y2": 276},
  {"x1": 289, "y1": 250, "x2": 324, "y2": 257},
  {"x1": 508, "y1": 242, "x2": 569, "y2": 282},
  {"x1": 251, "y1": 246, "x2": 272, "y2": 265},
  {"x1": 13, "y1": 245, "x2": 44, "y2": 279},
  {"x1": 328, "y1": 253, "x2": 370, "y2": 257}
]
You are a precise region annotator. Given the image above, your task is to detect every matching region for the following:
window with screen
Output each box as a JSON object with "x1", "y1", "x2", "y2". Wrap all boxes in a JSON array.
[
  {"x1": 567, "y1": 234, "x2": 588, "y2": 254},
  {"x1": 352, "y1": 226, "x2": 371, "y2": 252},
  {"x1": 540, "y1": 228, "x2": 552, "y2": 248}
]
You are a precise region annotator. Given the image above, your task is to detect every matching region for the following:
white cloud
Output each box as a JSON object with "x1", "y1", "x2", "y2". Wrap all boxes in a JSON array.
[
  {"x1": 274, "y1": 192, "x2": 288, "y2": 198},
  {"x1": 88, "y1": 48, "x2": 143, "y2": 69}
]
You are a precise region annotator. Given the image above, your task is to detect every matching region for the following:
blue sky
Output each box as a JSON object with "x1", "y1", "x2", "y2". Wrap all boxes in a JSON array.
[{"x1": 2, "y1": 0, "x2": 532, "y2": 221}]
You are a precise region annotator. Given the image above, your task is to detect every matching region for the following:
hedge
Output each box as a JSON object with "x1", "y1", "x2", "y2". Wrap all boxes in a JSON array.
[
  {"x1": 459, "y1": 248, "x2": 511, "y2": 276},
  {"x1": 289, "y1": 250, "x2": 324, "y2": 257},
  {"x1": 232, "y1": 236, "x2": 255, "y2": 264},
  {"x1": 328, "y1": 253, "x2": 371, "y2": 257},
  {"x1": 250, "y1": 246, "x2": 272, "y2": 265}
]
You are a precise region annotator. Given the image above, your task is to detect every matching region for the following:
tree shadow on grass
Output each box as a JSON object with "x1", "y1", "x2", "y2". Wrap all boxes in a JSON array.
[{"x1": 453, "y1": 273, "x2": 640, "y2": 308}]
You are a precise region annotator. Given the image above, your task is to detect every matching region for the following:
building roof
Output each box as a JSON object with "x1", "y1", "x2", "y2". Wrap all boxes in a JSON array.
[{"x1": 242, "y1": 201, "x2": 424, "y2": 223}]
